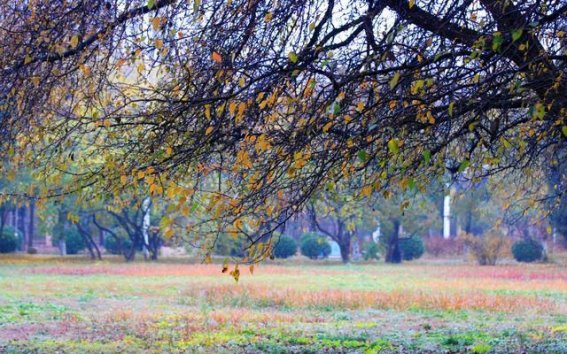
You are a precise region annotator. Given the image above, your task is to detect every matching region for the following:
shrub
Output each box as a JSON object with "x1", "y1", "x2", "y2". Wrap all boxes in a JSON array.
[
  {"x1": 0, "y1": 227, "x2": 18, "y2": 253},
  {"x1": 214, "y1": 233, "x2": 247, "y2": 257},
  {"x1": 425, "y1": 237, "x2": 464, "y2": 257},
  {"x1": 399, "y1": 236, "x2": 424, "y2": 261},
  {"x1": 512, "y1": 238, "x2": 543, "y2": 263},
  {"x1": 460, "y1": 231, "x2": 510, "y2": 265},
  {"x1": 52, "y1": 223, "x2": 86, "y2": 255},
  {"x1": 104, "y1": 234, "x2": 133, "y2": 255},
  {"x1": 362, "y1": 241, "x2": 380, "y2": 261},
  {"x1": 300, "y1": 233, "x2": 331, "y2": 260},
  {"x1": 65, "y1": 229, "x2": 86, "y2": 255},
  {"x1": 273, "y1": 235, "x2": 297, "y2": 259}
]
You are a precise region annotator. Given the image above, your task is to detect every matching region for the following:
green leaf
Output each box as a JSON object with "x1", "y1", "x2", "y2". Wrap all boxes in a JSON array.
[
  {"x1": 562, "y1": 126, "x2": 567, "y2": 138},
  {"x1": 448, "y1": 102, "x2": 455, "y2": 117},
  {"x1": 458, "y1": 159, "x2": 470, "y2": 173},
  {"x1": 388, "y1": 139, "x2": 399, "y2": 154},
  {"x1": 357, "y1": 150, "x2": 369, "y2": 162},
  {"x1": 492, "y1": 32, "x2": 503, "y2": 51},
  {"x1": 512, "y1": 28, "x2": 523, "y2": 42},
  {"x1": 288, "y1": 52, "x2": 298, "y2": 63},
  {"x1": 389, "y1": 72, "x2": 401, "y2": 90},
  {"x1": 147, "y1": 0, "x2": 155, "y2": 9},
  {"x1": 332, "y1": 101, "x2": 340, "y2": 115},
  {"x1": 422, "y1": 149, "x2": 431, "y2": 163}
]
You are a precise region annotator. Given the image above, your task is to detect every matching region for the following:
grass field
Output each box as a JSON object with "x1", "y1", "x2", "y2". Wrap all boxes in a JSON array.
[{"x1": 1, "y1": 256, "x2": 567, "y2": 353}]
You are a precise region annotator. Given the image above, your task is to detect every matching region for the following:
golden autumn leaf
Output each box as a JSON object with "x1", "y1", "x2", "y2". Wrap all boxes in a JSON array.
[{"x1": 211, "y1": 51, "x2": 222, "y2": 63}]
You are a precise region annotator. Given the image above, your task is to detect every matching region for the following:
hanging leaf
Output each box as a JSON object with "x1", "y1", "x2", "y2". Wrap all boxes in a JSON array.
[
  {"x1": 562, "y1": 126, "x2": 567, "y2": 138},
  {"x1": 389, "y1": 72, "x2": 401, "y2": 89},
  {"x1": 458, "y1": 159, "x2": 470, "y2": 172},
  {"x1": 448, "y1": 102, "x2": 455, "y2": 117},
  {"x1": 357, "y1": 150, "x2": 368, "y2": 162},
  {"x1": 387, "y1": 139, "x2": 399, "y2": 154},
  {"x1": 211, "y1": 51, "x2": 222, "y2": 63},
  {"x1": 511, "y1": 28, "x2": 523, "y2": 42},
  {"x1": 422, "y1": 149, "x2": 431, "y2": 163},
  {"x1": 70, "y1": 35, "x2": 79, "y2": 48},
  {"x1": 288, "y1": 51, "x2": 298, "y2": 63}
]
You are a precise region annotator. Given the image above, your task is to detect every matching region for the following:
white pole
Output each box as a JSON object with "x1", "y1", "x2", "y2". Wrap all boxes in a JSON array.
[
  {"x1": 443, "y1": 189, "x2": 451, "y2": 239},
  {"x1": 142, "y1": 197, "x2": 151, "y2": 260}
]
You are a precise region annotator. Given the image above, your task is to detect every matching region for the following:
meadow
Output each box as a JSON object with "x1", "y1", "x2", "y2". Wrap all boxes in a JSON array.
[{"x1": 1, "y1": 256, "x2": 567, "y2": 353}]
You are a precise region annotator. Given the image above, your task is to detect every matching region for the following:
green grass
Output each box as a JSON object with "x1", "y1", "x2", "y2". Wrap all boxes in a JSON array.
[{"x1": 0, "y1": 255, "x2": 566, "y2": 353}]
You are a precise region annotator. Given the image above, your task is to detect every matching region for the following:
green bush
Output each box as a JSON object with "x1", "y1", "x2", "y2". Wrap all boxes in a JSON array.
[
  {"x1": 399, "y1": 236, "x2": 424, "y2": 261},
  {"x1": 0, "y1": 227, "x2": 18, "y2": 253},
  {"x1": 104, "y1": 234, "x2": 133, "y2": 255},
  {"x1": 214, "y1": 233, "x2": 247, "y2": 257},
  {"x1": 65, "y1": 228, "x2": 86, "y2": 255},
  {"x1": 52, "y1": 223, "x2": 86, "y2": 255},
  {"x1": 363, "y1": 241, "x2": 380, "y2": 261},
  {"x1": 512, "y1": 238, "x2": 543, "y2": 263},
  {"x1": 300, "y1": 233, "x2": 331, "y2": 260},
  {"x1": 273, "y1": 235, "x2": 297, "y2": 259}
]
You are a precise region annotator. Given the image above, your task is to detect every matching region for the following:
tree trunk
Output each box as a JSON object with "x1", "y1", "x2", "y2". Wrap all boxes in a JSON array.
[
  {"x1": 59, "y1": 239, "x2": 67, "y2": 256},
  {"x1": 28, "y1": 201, "x2": 35, "y2": 250},
  {"x1": 338, "y1": 240, "x2": 350, "y2": 264},
  {"x1": 385, "y1": 219, "x2": 402, "y2": 263}
]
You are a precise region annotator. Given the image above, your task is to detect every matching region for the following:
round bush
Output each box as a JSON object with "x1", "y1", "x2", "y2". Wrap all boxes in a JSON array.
[
  {"x1": 214, "y1": 234, "x2": 247, "y2": 257},
  {"x1": 363, "y1": 242, "x2": 380, "y2": 261},
  {"x1": 0, "y1": 227, "x2": 18, "y2": 253},
  {"x1": 300, "y1": 233, "x2": 331, "y2": 260},
  {"x1": 65, "y1": 229, "x2": 86, "y2": 255},
  {"x1": 104, "y1": 235, "x2": 133, "y2": 255},
  {"x1": 399, "y1": 236, "x2": 424, "y2": 261},
  {"x1": 273, "y1": 235, "x2": 297, "y2": 259},
  {"x1": 512, "y1": 238, "x2": 543, "y2": 263}
]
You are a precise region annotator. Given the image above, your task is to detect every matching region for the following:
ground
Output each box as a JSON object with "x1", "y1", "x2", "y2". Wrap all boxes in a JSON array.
[{"x1": 0, "y1": 255, "x2": 566, "y2": 353}]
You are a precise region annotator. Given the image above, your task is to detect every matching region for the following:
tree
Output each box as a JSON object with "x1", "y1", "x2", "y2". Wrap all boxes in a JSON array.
[
  {"x1": 307, "y1": 185, "x2": 367, "y2": 263},
  {"x1": 374, "y1": 191, "x2": 437, "y2": 263},
  {"x1": 0, "y1": 0, "x2": 565, "y2": 263}
]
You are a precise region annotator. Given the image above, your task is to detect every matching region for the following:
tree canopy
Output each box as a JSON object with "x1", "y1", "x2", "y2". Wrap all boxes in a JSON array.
[{"x1": 0, "y1": 0, "x2": 565, "y2": 263}]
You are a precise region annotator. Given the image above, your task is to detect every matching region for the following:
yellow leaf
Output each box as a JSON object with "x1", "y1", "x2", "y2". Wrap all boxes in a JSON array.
[
  {"x1": 229, "y1": 101, "x2": 237, "y2": 116},
  {"x1": 264, "y1": 12, "x2": 272, "y2": 22},
  {"x1": 356, "y1": 101, "x2": 365, "y2": 112},
  {"x1": 151, "y1": 17, "x2": 161, "y2": 31},
  {"x1": 204, "y1": 104, "x2": 211, "y2": 120},
  {"x1": 323, "y1": 121, "x2": 333, "y2": 133},
  {"x1": 137, "y1": 171, "x2": 146, "y2": 179},
  {"x1": 120, "y1": 175, "x2": 128, "y2": 185},
  {"x1": 239, "y1": 77, "x2": 246, "y2": 87},
  {"x1": 70, "y1": 35, "x2": 79, "y2": 48},
  {"x1": 24, "y1": 55, "x2": 33, "y2": 65},
  {"x1": 205, "y1": 126, "x2": 214, "y2": 135},
  {"x1": 361, "y1": 185, "x2": 373, "y2": 197},
  {"x1": 155, "y1": 38, "x2": 164, "y2": 49},
  {"x1": 409, "y1": 0, "x2": 415, "y2": 8}
]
